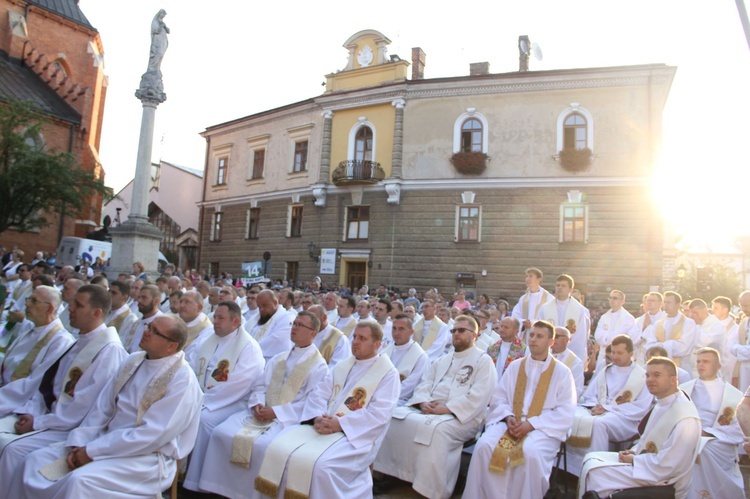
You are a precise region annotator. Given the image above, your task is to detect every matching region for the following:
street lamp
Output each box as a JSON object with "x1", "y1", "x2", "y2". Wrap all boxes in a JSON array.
[{"x1": 676, "y1": 264, "x2": 686, "y2": 280}]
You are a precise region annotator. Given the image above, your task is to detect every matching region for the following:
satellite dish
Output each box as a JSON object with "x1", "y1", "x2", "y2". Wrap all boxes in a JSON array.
[
  {"x1": 519, "y1": 39, "x2": 529, "y2": 54},
  {"x1": 531, "y1": 43, "x2": 543, "y2": 61}
]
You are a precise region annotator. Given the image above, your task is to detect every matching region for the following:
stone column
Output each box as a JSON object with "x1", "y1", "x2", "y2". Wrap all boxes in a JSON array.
[
  {"x1": 109, "y1": 10, "x2": 169, "y2": 276},
  {"x1": 390, "y1": 99, "x2": 405, "y2": 179},
  {"x1": 318, "y1": 110, "x2": 333, "y2": 184}
]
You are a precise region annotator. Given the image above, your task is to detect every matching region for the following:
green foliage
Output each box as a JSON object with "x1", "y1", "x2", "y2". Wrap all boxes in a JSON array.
[
  {"x1": 0, "y1": 101, "x2": 111, "y2": 235},
  {"x1": 675, "y1": 260, "x2": 742, "y2": 302}
]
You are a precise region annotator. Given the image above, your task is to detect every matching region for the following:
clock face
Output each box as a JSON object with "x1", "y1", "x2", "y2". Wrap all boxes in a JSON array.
[{"x1": 357, "y1": 45, "x2": 373, "y2": 67}]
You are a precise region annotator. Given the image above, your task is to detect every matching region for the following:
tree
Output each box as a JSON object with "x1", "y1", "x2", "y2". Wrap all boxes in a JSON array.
[
  {"x1": 674, "y1": 259, "x2": 741, "y2": 302},
  {"x1": 0, "y1": 101, "x2": 111, "y2": 235}
]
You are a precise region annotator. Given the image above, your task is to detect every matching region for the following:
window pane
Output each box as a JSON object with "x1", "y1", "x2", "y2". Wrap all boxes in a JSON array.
[
  {"x1": 348, "y1": 222, "x2": 358, "y2": 239},
  {"x1": 359, "y1": 220, "x2": 369, "y2": 239}
]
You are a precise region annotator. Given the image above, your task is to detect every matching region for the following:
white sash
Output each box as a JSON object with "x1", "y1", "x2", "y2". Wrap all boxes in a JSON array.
[
  {"x1": 635, "y1": 396, "x2": 698, "y2": 454},
  {"x1": 195, "y1": 329, "x2": 252, "y2": 391},
  {"x1": 541, "y1": 299, "x2": 581, "y2": 334},
  {"x1": 681, "y1": 379, "x2": 743, "y2": 428},
  {"x1": 250, "y1": 308, "x2": 284, "y2": 342},
  {"x1": 383, "y1": 341, "x2": 424, "y2": 381},
  {"x1": 56, "y1": 327, "x2": 121, "y2": 405},
  {"x1": 596, "y1": 363, "x2": 645, "y2": 406},
  {"x1": 413, "y1": 317, "x2": 444, "y2": 350}
]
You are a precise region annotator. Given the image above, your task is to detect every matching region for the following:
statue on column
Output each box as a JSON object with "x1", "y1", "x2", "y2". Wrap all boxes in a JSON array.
[{"x1": 136, "y1": 9, "x2": 169, "y2": 102}]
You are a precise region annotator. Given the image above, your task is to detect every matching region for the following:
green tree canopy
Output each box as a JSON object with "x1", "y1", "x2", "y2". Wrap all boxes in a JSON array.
[{"x1": 0, "y1": 100, "x2": 111, "y2": 235}]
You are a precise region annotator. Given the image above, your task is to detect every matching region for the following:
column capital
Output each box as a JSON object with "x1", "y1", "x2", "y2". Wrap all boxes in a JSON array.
[
  {"x1": 321, "y1": 110, "x2": 334, "y2": 119},
  {"x1": 391, "y1": 98, "x2": 406, "y2": 109}
]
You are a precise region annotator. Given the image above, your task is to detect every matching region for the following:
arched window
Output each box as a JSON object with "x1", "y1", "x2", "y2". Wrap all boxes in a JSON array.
[
  {"x1": 461, "y1": 119, "x2": 483, "y2": 153},
  {"x1": 354, "y1": 126, "x2": 373, "y2": 162},
  {"x1": 563, "y1": 113, "x2": 587, "y2": 150}
]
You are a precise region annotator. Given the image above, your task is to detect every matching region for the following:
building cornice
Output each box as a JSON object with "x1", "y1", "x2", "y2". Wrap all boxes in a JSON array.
[{"x1": 198, "y1": 176, "x2": 651, "y2": 208}]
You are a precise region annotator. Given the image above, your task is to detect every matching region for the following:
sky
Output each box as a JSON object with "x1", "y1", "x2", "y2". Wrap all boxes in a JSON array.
[{"x1": 79, "y1": 0, "x2": 750, "y2": 250}]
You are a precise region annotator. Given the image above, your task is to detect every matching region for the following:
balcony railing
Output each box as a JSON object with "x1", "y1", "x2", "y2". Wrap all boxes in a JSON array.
[{"x1": 332, "y1": 160, "x2": 385, "y2": 185}]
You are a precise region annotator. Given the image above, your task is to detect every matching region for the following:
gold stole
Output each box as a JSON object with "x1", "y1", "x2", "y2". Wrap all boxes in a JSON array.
[
  {"x1": 562, "y1": 350, "x2": 576, "y2": 369},
  {"x1": 107, "y1": 308, "x2": 131, "y2": 332},
  {"x1": 319, "y1": 327, "x2": 344, "y2": 364},
  {"x1": 521, "y1": 289, "x2": 550, "y2": 321},
  {"x1": 489, "y1": 357, "x2": 556, "y2": 474},
  {"x1": 653, "y1": 315, "x2": 685, "y2": 366},
  {"x1": 413, "y1": 317, "x2": 443, "y2": 350},
  {"x1": 185, "y1": 315, "x2": 212, "y2": 349},
  {"x1": 338, "y1": 317, "x2": 356, "y2": 338},
  {"x1": 11, "y1": 280, "x2": 30, "y2": 302},
  {"x1": 641, "y1": 313, "x2": 652, "y2": 331},
  {"x1": 635, "y1": 394, "x2": 698, "y2": 454},
  {"x1": 10, "y1": 323, "x2": 64, "y2": 381},
  {"x1": 56, "y1": 327, "x2": 120, "y2": 404}
]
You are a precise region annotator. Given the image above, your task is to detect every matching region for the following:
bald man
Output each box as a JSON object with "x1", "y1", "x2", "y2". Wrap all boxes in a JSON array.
[{"x1": 245, "y1": 290, "x2": 293, "y2": 362}]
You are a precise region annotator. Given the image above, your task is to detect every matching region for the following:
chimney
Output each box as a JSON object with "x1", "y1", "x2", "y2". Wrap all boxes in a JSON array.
[
  {"x1": 469, "y1": 62, "x2": 490, "y2": 76},
  {"x1": 411, "y1": 47, "x2": 426, "y2": 80},
  {"x1": 518, "y1": 35, "x2": 530, "y2": 72}
]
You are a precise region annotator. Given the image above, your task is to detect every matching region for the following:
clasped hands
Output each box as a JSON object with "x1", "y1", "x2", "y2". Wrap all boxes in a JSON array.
[
  {"x1": 419, "y1": 401, "x2": 451, "y2": 415},
  {"x1": 313, "y1": 414, "x2": 342, "y2": 435},
  {"x1": 66, "y1": 446, "x2": 92, "y2": 470},
  {"x1": 590, "y1": 404, "x2": 607, "y2": 416},
  {"x1": 252, "y1": 404, "x2": 276, "y2": 422},
  {"x1": 505, "y1": 416, "x2": 534, "y2": 440}
]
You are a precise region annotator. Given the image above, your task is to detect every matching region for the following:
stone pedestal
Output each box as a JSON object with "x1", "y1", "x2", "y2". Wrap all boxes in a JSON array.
[{"x1": 109, "y1": 220, "x2": 163, "y2": 277}]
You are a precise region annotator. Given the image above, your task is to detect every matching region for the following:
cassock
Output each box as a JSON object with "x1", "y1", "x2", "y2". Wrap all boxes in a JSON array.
[
  {"x1": 710, "y1": 316, "x2": 738, "y2": 381},
  {"x1": 579, "y1": 390, "x2": 701, "y2": 499},
  {"x1": 259, "y1": 354, "x2": 399, "y2": 498},
  {"x1": 183, "y1": 328, "x2": 265, "y2": 491},
  {"x1": 539, "y1": 298, "x2": 590, "y2": 364},
  {"x1": 729, "y1": 317, "x2": 750, "y2": 392},
  {"x1": 120, "y1": 311, "x2": 164, "y2": 353},
  {"x1": 681, "y1": 378, "x2": 745, "y2": 499},
  {"x1": 245, "y1": 307, "x2": 293, "y2": 362},
  {"x1": 594, "y1": 308, "x2": 635, "y2": 363},
  {"x1": 642, "y1": 313, "x2": 697, "y2": 370},
  {"x1": 0, "y1": 325, "x2": 127, "y2": 492},
  {"x1": 630, "y1": 311, "x2": 666, "y2": 365},
  {"x1": 312, "y1": 324, "x2": 350, "y2": 370},
  {"x1": 381, "y1": 339, "x2": 429, "y2": 405},
  {"x1": 374, "y1": 347, "x2": 496, "y2": 499},
  {"x1": 463, "y1": 355, "x2": 576, "y2": 498},
  {"x1": 552, "y1": 348, "x2": 584, "y2": 399},
  {"x1": 195, "y1": 345, "x2": 328, "y2": 498},
  {"x1": 14, "y1": 350, "x2": 203, "y2": 498},
  {"x1": 0, "y1": 319, "x2": 75, "y2": 416},
  {"x1": 567, "y1": 362, "x2": 652, "y2": 476}
]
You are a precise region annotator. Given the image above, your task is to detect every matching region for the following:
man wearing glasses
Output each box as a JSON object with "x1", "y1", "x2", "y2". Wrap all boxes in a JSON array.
[
  {"x1": 183, "y1": 301, "x2": 264, "y2": 492},
  {"x1": 593, "y1": 290, "x2": 635, "y2": 368},
  {"x1": 15, "y1": 314, "x2": 203, "y2": 498},
  {"x1": 191, "y1": 311, "x2": 329, "y2": 498},
  {"x1": 0, "y1": 286, "x2": 74, "y2": 415},
  {"x1": 0, "y1": 285, "x2": 126, "y2": 477},
  {"x1": 374, "y1": 315, "x2": 496, "y2": 499}
]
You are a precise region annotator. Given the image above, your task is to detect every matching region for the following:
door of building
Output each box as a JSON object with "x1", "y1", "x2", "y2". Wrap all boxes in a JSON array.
[{"x1": 347, "y1": 262, "x2": 367, "y2": 290}]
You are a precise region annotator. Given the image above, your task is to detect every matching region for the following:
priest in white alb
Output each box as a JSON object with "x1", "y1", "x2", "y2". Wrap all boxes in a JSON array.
[
  {"x1": 193, "y1": 311, "x2": 328, "y2": 498},
  {"x1": 629, "y1": 292, "x2": 666, "y2": 365},
  {"x1": 486, "y1": 316, "x2": 526, "y2": 382},
  {"x1": 412, "y1": 299, "x2": 451, "y2": 362},
  {"x1": 463, "y1": 320, "x2": 576, "y2": 498},
  {"x1": 579, "y1": 357, "x2": 701, "y2": 499},
  {"x1": 0, "y1": 286, "x2": 75, "y2": 417},
  {"x1": 380, "y1": 313, "x2": 428, "y2": 405},
  {"x1": 183, "y1": 301, "x2": 265, "y2": 492},
  {"x1": 511, "y1": 267, "x2": 554, "y2": 343},
  {"x1": 374, "y1": 315, "x2": 496, "y2": 499},
  {"x1": 730, "y1": 291, "x2": 750, "y2": 392},
  {"x1": 538, "y1": 274, "x2": 590, "y2": 365},
  {"x1": 551, "y1": 326, "x2": 584, "y2": 398},
  {"x1": 0, "y1": 285, "x2": 127, "y2": 495},
  {"x1": 119, "y1": 284, "x2": 164, "y2": 353},
  {"x1": 643, "y1": 291, "x2": 697, "y2": 371},
  {"x1": 13, "y1": 314, "x2": 203, "y2": 498},
  {"x1": 567, "y1": 335, "x2": 651, "y2": 476},
  {"x1": 177, "y1": 290, "x2": 214, "y2": 356},
  {"x1": 308, "y1": 304, "x2": 350, "y2": 369},
  {"x1": 104, "y1": 280, "x2": 139, "y2": 339},
  {"x1": 254, "y1": 321, "x2": 399, "y2": 499},
  {"x1": 593, "y1": 290, "x2": 635, "y2": 368},
  {"x1": 244, "y1": 290, "x2": 292, "y2": 362},
  {"x1": 681, "y1": 347, "x2": 745, "y2": 499},
  {"x1": 334, "y1": 296, "x2": 358, "y2": 338}
]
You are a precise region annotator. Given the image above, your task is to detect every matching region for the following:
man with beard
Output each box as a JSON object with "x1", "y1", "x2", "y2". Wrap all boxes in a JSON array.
[
  {"x1": 245, "y1": 290, "x2": 293, "y2": 362},
  {"x1": 120, "y1": 284, "x2": 164, "y2": 353}
]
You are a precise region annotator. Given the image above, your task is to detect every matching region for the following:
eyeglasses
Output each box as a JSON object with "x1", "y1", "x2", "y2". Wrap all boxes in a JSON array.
[
  {"x1": 145, "y1": 322, "x2": 178, "y2": 343},
  {"x1": 291, "y1": 321, "x2": 317, "y2": 331},
  {"x1": 26, "y1": 296, "x2": 51, "y2": 305},
  {"x1": 451, "y1": 327, "x2": 476, "y2": 335}
]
